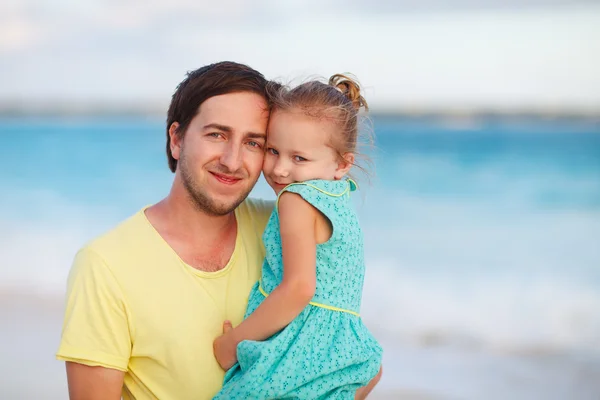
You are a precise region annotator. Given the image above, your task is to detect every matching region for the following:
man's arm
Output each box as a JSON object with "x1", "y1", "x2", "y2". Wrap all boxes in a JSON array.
[
  {"x1": 66, "y1": 363, "x2": 125, "y2": 400},
  {"x1": 57, "y1": 248, "x2": 132, "y2": 397}
]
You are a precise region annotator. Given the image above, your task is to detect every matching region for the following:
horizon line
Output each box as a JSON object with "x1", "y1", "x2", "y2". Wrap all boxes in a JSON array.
[{"x1": 0, "y1": 101, "x2": 599, "y2": 119}]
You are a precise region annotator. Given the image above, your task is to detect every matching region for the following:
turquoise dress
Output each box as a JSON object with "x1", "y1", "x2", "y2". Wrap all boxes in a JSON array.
[{"x1": 214, "y1": 179, "x2": 383, "y2": 400}]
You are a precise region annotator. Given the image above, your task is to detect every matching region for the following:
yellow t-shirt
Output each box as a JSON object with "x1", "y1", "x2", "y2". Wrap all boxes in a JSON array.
[{"x1": 56, "y1": 198, "x2": 273, "y2": 400}]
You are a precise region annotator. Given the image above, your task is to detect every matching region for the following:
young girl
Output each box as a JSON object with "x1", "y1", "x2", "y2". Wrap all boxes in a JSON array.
[{"x1": 212, "y1": 74, "x2": 383, "y2": 399}]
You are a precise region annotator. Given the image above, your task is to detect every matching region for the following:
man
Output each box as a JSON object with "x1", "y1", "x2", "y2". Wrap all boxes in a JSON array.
[
  {"x1": 57, "y1": 61, "x2": 273, "y2": 399},
  {"x1": 57, "y1": 61, "x2": 381, "y2": 399}
]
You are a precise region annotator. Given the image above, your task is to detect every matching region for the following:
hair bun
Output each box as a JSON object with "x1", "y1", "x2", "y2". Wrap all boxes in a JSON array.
[{"x1": 329, "y1": 74, "x2": 368, "y2": 111}]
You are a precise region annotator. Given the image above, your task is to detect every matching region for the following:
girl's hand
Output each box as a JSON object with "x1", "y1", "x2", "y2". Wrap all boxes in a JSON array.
[{"x1": 213, "y1": 320, "x2": 238, "y2": 370}]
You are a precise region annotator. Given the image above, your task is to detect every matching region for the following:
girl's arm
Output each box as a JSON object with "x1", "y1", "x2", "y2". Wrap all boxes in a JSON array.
[
  {"x1": 232, "y1": 191, "x2": 318, "y2": 339},
  {"x1": 213, "y1": 191, "x2": 318, "y2": 369}
]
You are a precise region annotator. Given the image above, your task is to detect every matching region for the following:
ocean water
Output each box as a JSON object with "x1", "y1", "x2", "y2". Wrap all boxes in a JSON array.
[{"x1": 1, "y1": 116, "x2": 599, "y2": 399}]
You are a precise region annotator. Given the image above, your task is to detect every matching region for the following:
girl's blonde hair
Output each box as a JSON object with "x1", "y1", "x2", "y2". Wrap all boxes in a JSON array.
[{"x1": 267, "y1": 73, "x2": 373, "y2": 179}]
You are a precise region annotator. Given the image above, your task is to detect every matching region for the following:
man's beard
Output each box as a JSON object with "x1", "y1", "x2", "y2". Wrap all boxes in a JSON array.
[{"x1": 179, "y1": 149, "x2": 253, "y2": 216}]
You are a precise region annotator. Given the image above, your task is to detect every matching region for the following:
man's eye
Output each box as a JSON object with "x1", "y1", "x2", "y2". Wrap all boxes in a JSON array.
[
  {"x1": 248, "y1": 141, "x2": 262, "y2": 148},
  {"x1": 208, "y1": 132, "x2": 222, "y2": 138},
  {"x1": 268, "y1": 148, "x2": 279, "y2": 155}
]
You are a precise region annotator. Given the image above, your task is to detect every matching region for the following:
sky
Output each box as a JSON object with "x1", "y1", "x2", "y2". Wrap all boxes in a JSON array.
[{"x1": 1, "y1": 0, "x2": 600, "y2": 111}]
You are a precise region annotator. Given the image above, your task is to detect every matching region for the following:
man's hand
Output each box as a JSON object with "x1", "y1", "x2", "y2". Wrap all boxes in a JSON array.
[{"x1": 213, "y1": 320, "x2": 238, "y2": 370}]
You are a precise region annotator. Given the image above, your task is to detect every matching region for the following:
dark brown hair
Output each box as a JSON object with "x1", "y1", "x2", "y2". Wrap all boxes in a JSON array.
[{"x1": 166, "y1": 61, "x2": 269, "y2": 172}]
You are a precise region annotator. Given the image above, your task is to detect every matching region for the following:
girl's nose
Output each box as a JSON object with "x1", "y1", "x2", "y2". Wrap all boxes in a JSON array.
[{"x1": 273, "y1": 163, "x2": 289, "y2": 178}]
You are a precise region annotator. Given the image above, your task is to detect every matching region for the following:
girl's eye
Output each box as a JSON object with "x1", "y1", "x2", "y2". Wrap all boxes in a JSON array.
[
  {"x1": 294, "y1": 155, "x2": 307, "y2": 162},
  {"x1": 268, "y1": 148, "x2": 279, "y2": 155}
]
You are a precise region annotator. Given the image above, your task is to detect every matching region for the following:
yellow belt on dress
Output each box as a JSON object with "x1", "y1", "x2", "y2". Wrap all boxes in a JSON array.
[{"x1": 258, "y1": 282, "x2": 360, "y2": 317}]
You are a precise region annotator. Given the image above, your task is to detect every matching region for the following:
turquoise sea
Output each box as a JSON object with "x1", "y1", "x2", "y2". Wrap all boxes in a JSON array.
[{"x1": 1, "y1": 115, "x2": 599, "y2": 399}]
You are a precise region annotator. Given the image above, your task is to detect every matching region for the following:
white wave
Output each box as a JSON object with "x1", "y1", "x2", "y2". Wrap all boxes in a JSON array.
[
  {"x1": 361, "y1": 259, "x2": 600, "y2": 355},
  {"x1": 0, "y1": 189, "x2": 124, "y2": 294},
  {"x1": 356, "y1": 189, "x2": 600, "y2": 355},
  {"x1": 2, "y1": 181, "x2": 599, "y2": 357}
]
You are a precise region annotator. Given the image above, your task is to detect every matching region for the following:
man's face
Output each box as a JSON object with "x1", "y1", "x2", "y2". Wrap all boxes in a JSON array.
[{"x1": 170, "y1": 92, "x2": 269, "y2": 216}]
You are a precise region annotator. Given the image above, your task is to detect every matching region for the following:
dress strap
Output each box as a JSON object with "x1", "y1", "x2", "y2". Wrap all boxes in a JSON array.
[{"x1": 275, "y1": 179, "x2": 356, "y2": 209}]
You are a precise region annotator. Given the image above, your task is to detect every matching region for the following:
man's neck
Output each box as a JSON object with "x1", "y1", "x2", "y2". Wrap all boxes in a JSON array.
[
  {"x1": 156, "y1": 194, "x2": 235, "y2": 238},
  {"x1": 144, "y1": 186, "x2": 239, "y2": 272}
]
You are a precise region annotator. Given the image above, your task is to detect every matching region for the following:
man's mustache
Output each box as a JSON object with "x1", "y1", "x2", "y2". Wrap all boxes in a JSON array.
[{"x1": 209, "y1": 164, "x2": 247, "y2": 179}]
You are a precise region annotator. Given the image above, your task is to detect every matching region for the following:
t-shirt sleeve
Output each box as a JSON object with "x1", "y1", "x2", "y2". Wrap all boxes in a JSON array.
[{"x1": 56, "y1": 247, "x2": 131, "y2": 371}]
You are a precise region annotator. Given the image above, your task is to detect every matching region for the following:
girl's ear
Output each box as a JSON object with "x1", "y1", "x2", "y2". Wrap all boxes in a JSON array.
[{"x1": 334, "y1": 152, "x2": 355, "y2": 180}]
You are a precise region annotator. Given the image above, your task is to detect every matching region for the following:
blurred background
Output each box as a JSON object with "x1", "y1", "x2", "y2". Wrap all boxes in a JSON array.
[{"x1": 1, "y1": 0, "x2": 599, "y2": 399}]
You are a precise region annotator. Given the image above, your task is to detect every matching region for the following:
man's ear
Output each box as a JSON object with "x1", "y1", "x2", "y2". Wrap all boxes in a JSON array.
[
  {"x1": 334, "y1": 152, "x2": 355, "y2": 180},
  {"x1": 169, "y1": 122, "x2": 181, "y2": 160}
]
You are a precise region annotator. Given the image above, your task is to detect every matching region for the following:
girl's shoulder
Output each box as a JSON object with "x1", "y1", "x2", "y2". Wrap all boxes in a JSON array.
[
  {"x1": 279, "y1": 179, "x2": 357, "y2": 200},
  {"x1": 276, "y1": 179, "x2": 358, "y2": 225}
]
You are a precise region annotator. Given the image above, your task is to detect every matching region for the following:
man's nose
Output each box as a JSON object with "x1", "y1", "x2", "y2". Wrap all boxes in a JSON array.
[{"x1": 219, "y1": 141, "x2": 242, "y2": 172}]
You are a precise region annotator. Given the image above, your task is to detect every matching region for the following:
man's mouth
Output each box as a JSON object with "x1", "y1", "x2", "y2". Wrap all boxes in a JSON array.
[{"x1": 210, "y1": 172, "x2": 242, "y2": 185}]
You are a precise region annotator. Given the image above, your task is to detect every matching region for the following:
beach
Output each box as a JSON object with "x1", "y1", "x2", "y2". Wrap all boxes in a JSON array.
[{"x1": 2, "y1": 292, "x2": 600, "y2": 399}]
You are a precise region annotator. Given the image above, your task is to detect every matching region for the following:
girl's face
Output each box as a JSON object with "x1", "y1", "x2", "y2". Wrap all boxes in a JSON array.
[{"x1": 263, "y1": 110, "x2": 351, "y2": 194}]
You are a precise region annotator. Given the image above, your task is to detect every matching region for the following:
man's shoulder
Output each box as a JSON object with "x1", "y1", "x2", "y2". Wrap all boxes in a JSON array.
[
  {"x1": 239, "y1": 197, "x2": 274, "y2": 216},
  {"x1": 237, "y1": 198, "x2": 274, "y2": 236},
  {"x1": 82, "y1": 207, "x2": 150, "y2": 262}
]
